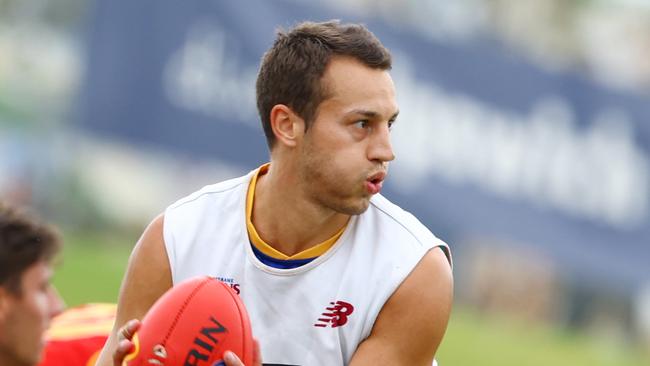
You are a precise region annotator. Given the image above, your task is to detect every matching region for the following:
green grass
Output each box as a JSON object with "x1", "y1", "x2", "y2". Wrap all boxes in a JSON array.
[
  {"x1": 438, "y1": 309, "x2": 650, "y2": 366},
  {"x1": 53, "y1": 232, "x2": 650, "y2": 366},
  {"x1": 53, "y1": 232, "x2": 135, "y2": 306}
]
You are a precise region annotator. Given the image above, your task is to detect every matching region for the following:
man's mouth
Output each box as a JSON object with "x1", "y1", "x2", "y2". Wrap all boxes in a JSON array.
[{"x1": 365, "y1": 172, "x2": 386, "y2": 194}]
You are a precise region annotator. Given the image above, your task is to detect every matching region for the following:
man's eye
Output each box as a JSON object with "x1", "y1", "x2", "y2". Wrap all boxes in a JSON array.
[{"x1": 355, "y1": 120, "x2": 369, "y2": 129}]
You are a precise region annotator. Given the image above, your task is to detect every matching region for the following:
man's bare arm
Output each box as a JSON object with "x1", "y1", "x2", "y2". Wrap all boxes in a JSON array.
[
  {"x1": 95, "y1": 214, "x2": 173, "y2": 366},
  {"x1": 349, "y1": 247, "x2": 453, "y2": 366}
]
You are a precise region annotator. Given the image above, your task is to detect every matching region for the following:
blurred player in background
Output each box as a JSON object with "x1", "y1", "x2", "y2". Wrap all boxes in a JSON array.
[
  {"x1": 0, "y1": 203, "x2": 65, "y2": 366},
  {"x1": 0, "y1": 202, "x2": 117, "y2": 366},
  {"x1": 98, "y1": 20, "x2": 453, "y2": 366},
  {"x1": 38, "y1": 303, "x2": 115, "y2": 366}
]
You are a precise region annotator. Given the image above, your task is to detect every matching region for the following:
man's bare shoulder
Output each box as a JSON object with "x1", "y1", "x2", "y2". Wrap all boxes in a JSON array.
[{"x1": 350, "y1": 248, "x2": 453, "y2": 365}]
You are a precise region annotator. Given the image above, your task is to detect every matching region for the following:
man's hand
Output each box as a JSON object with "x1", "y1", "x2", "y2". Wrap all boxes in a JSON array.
[
  {"x1": 223, "y1": 339, "x2": 262, "y2": 366},
  {"x1": 112, "y1": 318, "x2": 262, "y2": 366},
  {"x1": 112, "y1": 319, "x2": 141, "y2": 366}
]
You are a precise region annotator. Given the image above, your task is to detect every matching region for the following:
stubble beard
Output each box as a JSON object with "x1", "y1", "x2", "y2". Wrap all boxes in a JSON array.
[{"x1": 299, "y1": 149, "x2": 371, "y2": 216}]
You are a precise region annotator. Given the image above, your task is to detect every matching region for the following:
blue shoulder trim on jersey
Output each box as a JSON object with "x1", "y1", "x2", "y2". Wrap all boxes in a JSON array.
[{"x1": 250, "y1": 244, "x2": 316, "y2": 269}]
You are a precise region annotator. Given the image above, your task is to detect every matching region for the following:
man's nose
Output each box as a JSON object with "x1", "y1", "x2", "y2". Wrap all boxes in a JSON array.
[
  {"x1": 48, "y1": 286, "x2": 65, "y2": 318},
  {"x1": 367, "y1": 123, "x2": 395, "y2": 163}
]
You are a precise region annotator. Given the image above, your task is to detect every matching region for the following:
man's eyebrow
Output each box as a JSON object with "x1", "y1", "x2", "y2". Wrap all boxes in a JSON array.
[{"x1": 347, "y1": 110, "x2": 400, "y2": 120}]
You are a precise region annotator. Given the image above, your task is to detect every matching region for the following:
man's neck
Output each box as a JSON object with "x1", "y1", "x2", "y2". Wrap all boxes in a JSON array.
[{"x1": 252, "y1": 163, "x2": 349, "y2": 257}]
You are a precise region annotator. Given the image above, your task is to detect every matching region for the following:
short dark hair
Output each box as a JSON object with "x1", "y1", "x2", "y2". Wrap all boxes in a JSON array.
[
  {"x1": 256, "y1": 20, "x2": 392, "y2": 148},
  {"x1": 0, "y1": 203, "x2": 61, "y2": 295}
]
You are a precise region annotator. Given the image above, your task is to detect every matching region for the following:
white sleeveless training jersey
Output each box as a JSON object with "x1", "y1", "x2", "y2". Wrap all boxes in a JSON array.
[{"x1": 163, "y1": 169, "x2": 451, "y2": 366}]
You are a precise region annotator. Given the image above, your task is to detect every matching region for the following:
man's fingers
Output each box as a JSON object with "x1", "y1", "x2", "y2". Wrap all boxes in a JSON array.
[
  {"x1": 113, "y1": 339, "x2": 134, "y2": 366},
  {"x1": 118, "y1": 319, "x2": 141, "y2": 341},
  {"x1": 113, "y1": 319, "x2": 141, "y2": 366},
  {"x1": 253, "y1": 339, "x2": 262, "y2": 366},
  {"x1": 224, "y1": 351, "x2": 243, "y2": 366},
  {"x1": 223, "y1": 339, "x2": 262, "y2": 366}
]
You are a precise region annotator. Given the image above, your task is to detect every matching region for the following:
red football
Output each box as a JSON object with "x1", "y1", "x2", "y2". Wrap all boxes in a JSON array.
[{"x1": 123, "y1": 276, "x2": 254, "y2": 366}]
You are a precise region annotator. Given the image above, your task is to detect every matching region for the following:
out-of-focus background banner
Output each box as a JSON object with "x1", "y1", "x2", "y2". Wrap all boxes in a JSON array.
[{"x1": 1, "y1": 0, "x2": 649, "y2": 364}]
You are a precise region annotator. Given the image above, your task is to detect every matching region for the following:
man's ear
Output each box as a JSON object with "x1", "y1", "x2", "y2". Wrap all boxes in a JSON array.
[{"x1": 269, "y1": 104, "x2": 304, "y2": 148}]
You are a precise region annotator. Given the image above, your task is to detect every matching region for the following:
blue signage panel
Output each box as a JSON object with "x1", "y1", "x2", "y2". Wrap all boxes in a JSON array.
[{"x1": 77, "y1": 0, "x2": 650, "y2": 292}]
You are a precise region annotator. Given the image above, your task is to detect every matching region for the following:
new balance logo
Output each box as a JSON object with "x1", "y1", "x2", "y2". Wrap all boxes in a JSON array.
[{"x1": 314, "y1": 301, "x2": 355, "y2": 328}]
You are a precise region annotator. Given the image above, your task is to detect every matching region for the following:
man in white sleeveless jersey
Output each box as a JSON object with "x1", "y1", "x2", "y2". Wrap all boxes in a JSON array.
[{"x1": 96, "y1": 20, "x2": 453, "y2": 366}]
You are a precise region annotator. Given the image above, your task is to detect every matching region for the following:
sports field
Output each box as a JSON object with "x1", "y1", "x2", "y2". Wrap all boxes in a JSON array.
[{"x1": 54, "y1": 233, "x2": 650, "y2": 366}]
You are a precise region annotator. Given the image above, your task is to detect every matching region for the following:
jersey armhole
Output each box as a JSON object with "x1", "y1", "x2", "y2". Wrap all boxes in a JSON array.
[{"x1": 435, "y1": 245, "x2": 453, "y2": 269}]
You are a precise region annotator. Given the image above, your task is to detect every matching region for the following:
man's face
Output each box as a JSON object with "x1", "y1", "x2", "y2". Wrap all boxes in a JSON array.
[
  {"x1": 298, "y1": 56, "x2": 398, "y2": 215},
  {"x1": 0, "y1": 261, "x2": 64, "y2": 366}
]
